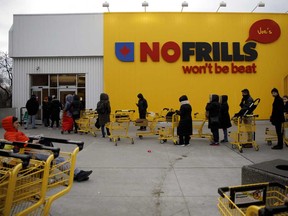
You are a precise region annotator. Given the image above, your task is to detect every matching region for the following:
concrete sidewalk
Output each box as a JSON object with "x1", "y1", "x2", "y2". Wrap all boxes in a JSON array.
[{"x1": 0, "y1": 121, "x2": 287, "y2": 216}]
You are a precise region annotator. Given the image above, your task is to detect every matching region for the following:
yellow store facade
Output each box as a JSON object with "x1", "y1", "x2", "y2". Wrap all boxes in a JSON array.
[{"x1": 104, "y1": 13, "x2": 288, "y2": 119}]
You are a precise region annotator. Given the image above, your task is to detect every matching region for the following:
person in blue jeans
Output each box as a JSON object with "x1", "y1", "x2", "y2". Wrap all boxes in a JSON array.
[{"x1": 25, "y1": 95, "x2": 39, "y2": 129}]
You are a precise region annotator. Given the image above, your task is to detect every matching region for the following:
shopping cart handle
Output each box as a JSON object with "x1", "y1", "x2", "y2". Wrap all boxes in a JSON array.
[
  {"x1": 218, "y1": 187, "x2": 229, "y2": 197},
  {"x1": 0, "y1": 150, "x2": 31, "y2": 167},
  {"x1": 36, "y1": 137, "x2": 84, "y2": 150}
]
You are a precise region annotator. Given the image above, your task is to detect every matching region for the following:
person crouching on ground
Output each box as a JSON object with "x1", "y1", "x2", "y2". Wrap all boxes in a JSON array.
[
  {"x1": 176, "y1": 95, "x2": 192, "y2": 146},
  {"x1": 1, "y1": 115, "x2": 93, "y2": 182}
]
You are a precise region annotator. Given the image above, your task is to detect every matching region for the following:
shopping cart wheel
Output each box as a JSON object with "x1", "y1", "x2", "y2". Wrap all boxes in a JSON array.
[
  {"x1": 61, "y1": 131, "x2": 64, "y2": 134},
  {"x1": 239, "y1": 147, "x2": 243, "y2": 153},
  {"x1": 139, "y1": 135, "x2": 143, "y2": 139},
  {"x1": 173, "y1": 141, "x2": 178, "y2": 145},
  {"x1": 115, "y1": 142, "x2": 117, "y2": 146},
  {"x1": 131, "y1": 139, "x2": 134, "y2": 144},
  {"x1": 254, "y1": 145, "x2": 259, "y2": 151},
  {"x1": 118, "y1": 137, "x2": 121, "y2": 141},
  {"x1": 109, "y1": 138, "x2": 112, "y2": 142},
  {"x1": 267, "y1": 141, "x2": 272, "y2": 146}
]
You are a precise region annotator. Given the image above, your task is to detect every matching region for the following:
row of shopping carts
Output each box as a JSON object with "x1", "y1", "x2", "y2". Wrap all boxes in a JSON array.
[{"x1": 0, "y1": 136, "x2": 83, "y2": 215}]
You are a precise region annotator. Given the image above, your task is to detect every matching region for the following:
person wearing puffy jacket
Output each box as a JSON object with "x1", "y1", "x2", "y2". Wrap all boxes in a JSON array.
[{"x1": 1, "y1": 115, "x2": 93, "y2": 182}]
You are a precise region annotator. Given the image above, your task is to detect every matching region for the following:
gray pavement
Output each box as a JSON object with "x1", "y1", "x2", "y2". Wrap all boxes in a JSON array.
[{"x1": 0, "y1": 121, "x2": 287, "y2": 216}]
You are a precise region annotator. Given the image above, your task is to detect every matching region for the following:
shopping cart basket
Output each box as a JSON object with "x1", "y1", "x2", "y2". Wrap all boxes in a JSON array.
[
  {"x1": 229, "y1": 114, "x2": 260, "y2": 153},
  {"x1": 0, "y1": 150, "x2": 30, "y2": 216},
  {"x1": 192, "y1": 112, "x2": 213, "y2": 141},
  {"x1": 27, "y1": 136, "x2": 84, "y2": 215},
  {"x1": 158, "y1": 113, "x2": 180, "y2": 144},
  {"x1": 218, "y1": 182, "x2": 288, "y2": 216},
  {"x1": 0, "y1": 141, "x2": 60, "y2": 216},
  {"x1": 76, "y1": 109, "x2": 98, "y2": 136},
  {"x1": 107, "y1": 110, "x2": 135, "y2": 146}
]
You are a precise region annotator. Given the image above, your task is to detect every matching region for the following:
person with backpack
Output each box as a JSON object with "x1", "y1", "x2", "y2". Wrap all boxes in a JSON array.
[{"x1": 96, "y1": 93, "x2": 111, "y2": 137}]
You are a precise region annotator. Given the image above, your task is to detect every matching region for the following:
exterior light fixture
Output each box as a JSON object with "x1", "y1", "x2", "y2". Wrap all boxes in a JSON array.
[
  {"x1": 142, "y1": 1, "x2": 149, "y2": 12},
  {"x1": 251, "y1": 1, "x2": 265, "y2": 12},
  {"x1": 102, "y1": 1, "x2": 110, "y2": 12},
  {"x1": 181, "y1": 1, "x2": 188, "y2": 12},
  {"x1": 216, "y1": 1, "x2": 226, "y2": 12}
]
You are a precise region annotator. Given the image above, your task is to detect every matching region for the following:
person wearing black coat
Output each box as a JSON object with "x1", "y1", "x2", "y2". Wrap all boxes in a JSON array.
[
  {"x1": 42, "y1": 96, "x2": 52, "y2": 127},
  {"x1": 96, "y1": 93, "x2": 111, "y2": 137},
  {"x1": 176, "y1": 95, "x2": 192, "y2": 146},
  {"x1": 270, "y1": 88, "x2": 285, "y2": 150},
  {"x1": 219, "y1": 95, "x2": 232, "y2": 143},
  {"x1": 50, "y1": 95, "x2": 62, "y2": 128},
  {"x1": 71, "y1": 94, "x2": 82, "y2": 133},
  {"x1": 25, "y1": 95, "x2": 39, "y2": 129},
  {"x1": 136, "y1": 93, "x2": 148, "y2": 131},
  {"x1": 206, "y1": 94, "x2": 221, "y2": 145}
]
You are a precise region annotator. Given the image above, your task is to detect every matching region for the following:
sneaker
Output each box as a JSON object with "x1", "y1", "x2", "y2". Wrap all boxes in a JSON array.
[
  {"x1": 210, "y1": 142, "x2": 220, "y2": 146},
  {"x1": 220, "y1": 139, "x2": 228, "y2": 143},
  {"x1": 74, "y1": 170, "x2": 93, "y2": 182}
]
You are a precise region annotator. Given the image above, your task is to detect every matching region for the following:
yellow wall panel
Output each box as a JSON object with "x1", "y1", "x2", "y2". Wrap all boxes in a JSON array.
[{"x1": 104, "y1": 13, "x2": 288, "y2": 119}]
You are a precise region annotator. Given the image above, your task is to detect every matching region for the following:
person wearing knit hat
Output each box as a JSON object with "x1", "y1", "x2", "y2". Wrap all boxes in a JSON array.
[
  {"x1": 176, "y1": 95, "x2": 193, "y2": 146},
  {"x1": 270, "y1": 88, "x2": 285, "y2": 149}
]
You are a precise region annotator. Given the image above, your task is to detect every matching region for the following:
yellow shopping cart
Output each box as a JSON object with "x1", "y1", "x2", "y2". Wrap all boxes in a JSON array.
[
  {"x1": 0, "y1": 141, "x2": 60, "y2": 216},
  {"x1": 218, "y1": 182, "x2": 288, "y2": 216},
  {"x1": 27, "y1": 136, "x2": 84, "y2": 215},
  {"x1": 0, "y1": 150, "x2": 31, "y2": 216},
  {"x1": 135, "y1": 108, "x2": 170, "y2": 139},
  {"x1": 107, "y1": 110, "x2": 135, "y2": 146},
  {"x1": 191, "y1": 112, "x2": 213, "y2": 141},
  {"x1": 76, "y1": 109, "x2": 98, "y2": 136},
  {"x1": 229, "y1": 115, "x2": 260, "y2": 153},
  {"x1": 158, "y1": 112, "x2": 180, "y2": 144}
]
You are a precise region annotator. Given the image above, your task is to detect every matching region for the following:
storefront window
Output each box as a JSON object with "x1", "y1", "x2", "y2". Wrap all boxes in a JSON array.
[
  {"x1": 50, "y1": 75, "x2": 57, "y2": 87},
  {"x1": 31, "y1": 74, "x2": 48, "y2": 86},
  {"x1": 59, "y1": 74, "x2": 76, "y2": 86},
  {"x1": 77, "y1": 74, "x2": 85, "y2": 87}
]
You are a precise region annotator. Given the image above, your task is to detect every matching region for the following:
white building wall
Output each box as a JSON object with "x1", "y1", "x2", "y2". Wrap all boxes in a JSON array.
[
  {"x1": 9, "y1": 13, "x2": 103, "y2": 57},
  {"x1": 12, "y1": 57, "x2": 103, "y2": 117}
]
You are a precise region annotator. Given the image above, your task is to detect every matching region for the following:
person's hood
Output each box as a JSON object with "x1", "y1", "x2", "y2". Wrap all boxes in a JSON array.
[
  {"x1": 221, "y1": 95, "x2": 228, "y2": 103},
  {"x1": 2, "y1": 116, "x2": 17, "y2": 132},
  {"x1": 179, "y1": 95, "x2": 188, "y2": 102},
  {"x1": 100, "y1": 93, "x2": 109, "y2": 101},
  {"x1": 211, "y1": 94, "x2": 219, "y2": 102},
  {"x1": 137, "y1": 93, "x2": 144, "y2": 99},
  {"x1": 66, "y1": 94, "x2": 74, "y2": 103}
]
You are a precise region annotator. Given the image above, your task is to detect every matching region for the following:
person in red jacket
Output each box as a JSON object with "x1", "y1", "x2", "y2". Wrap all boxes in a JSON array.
[
  {"x1": 1, "y1": 115, "x2": 92, "y2": 182},
  {"x1": 2, "y1": 116, "x2": 29, "y2": 150}
]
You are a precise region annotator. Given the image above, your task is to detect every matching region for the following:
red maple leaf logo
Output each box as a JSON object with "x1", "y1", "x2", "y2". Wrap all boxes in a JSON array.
[{"x1": 120, "y1": 46, "x2": 130, "y2": 56}]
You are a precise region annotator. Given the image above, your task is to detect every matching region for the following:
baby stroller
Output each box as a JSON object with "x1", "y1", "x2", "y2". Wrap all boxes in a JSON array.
[
  {"x1": 61, "y1": 111, "x2": 74, "y2": 134},
  {"x1": 230, "y1": 98, "x2": 260, "y2": 152}
]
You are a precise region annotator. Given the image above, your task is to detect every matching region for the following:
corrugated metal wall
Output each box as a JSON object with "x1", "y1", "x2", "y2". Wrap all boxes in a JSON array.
[{"x1": 12, "y1": 56, "x2": 103, "y2": 117}]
